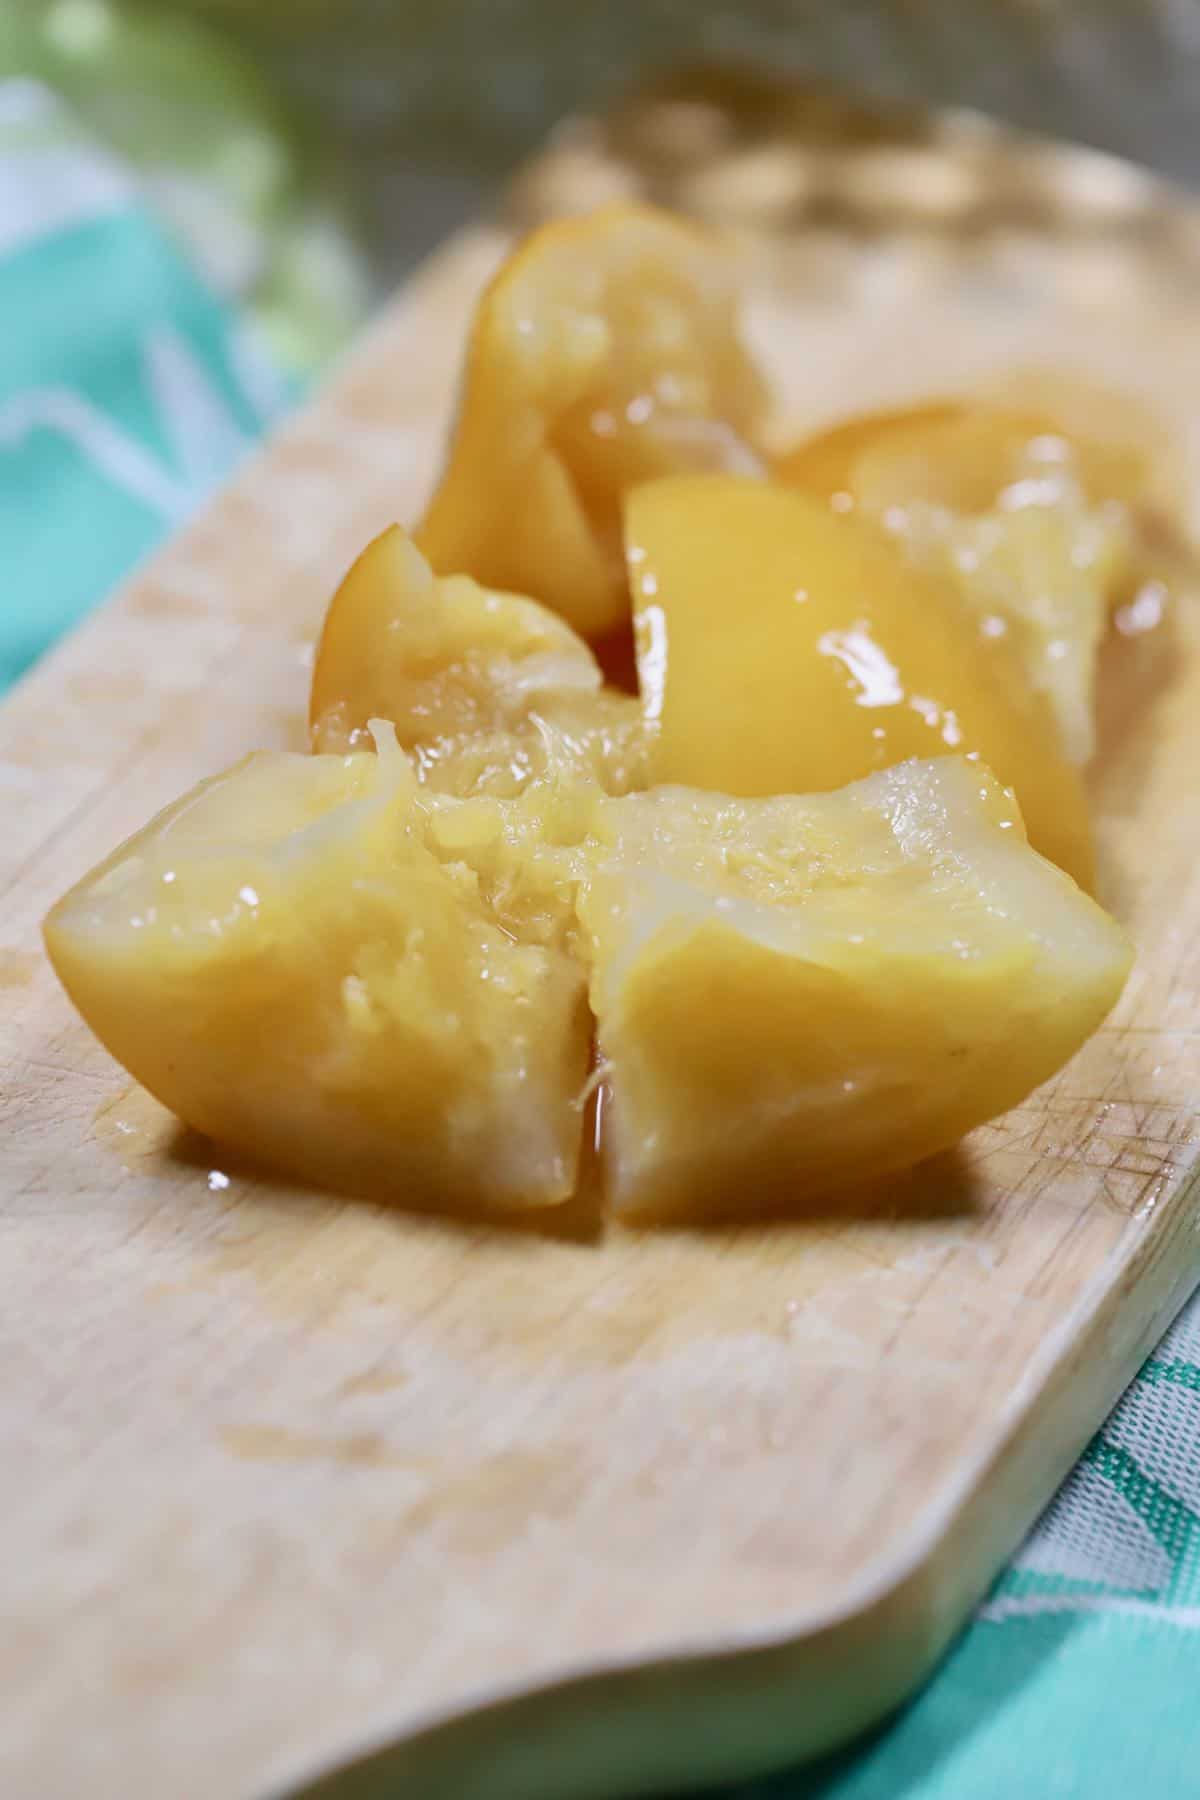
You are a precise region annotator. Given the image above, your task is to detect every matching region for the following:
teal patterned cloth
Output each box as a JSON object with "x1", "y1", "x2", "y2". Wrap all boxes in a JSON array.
[
  {"x1": 0, "y1": 78, "x2": 285, "y2": 690},
  {"x1": 773, "y1": 1294, "x2": 1200, "y2": 1798},
  {"x1": 4, "y1": 75, "x2": 1198, "y2": 1800}
]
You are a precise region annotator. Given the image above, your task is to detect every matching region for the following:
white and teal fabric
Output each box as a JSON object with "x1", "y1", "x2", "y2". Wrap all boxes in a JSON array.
[
  {"x1": 765, "y1": 1290, "x2": 1200, "y2": 1797},
  {"x1": 3, "y1": 73, "x2": 1198, "y2": 1800},
  {"x1": 0, "y1": 79, "x2": 285, "y2": 689}
]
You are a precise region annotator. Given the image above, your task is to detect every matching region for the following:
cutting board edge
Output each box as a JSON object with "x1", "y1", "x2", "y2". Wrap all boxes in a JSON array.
[{"x1": 273, "y1": 1181, "x2": 1200, "y2": 1800}]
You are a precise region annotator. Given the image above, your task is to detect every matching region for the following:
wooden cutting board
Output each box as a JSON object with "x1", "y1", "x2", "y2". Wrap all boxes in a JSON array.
[{"x1": 6, "y1": 70, "x2": 1200, "y2": 1800}]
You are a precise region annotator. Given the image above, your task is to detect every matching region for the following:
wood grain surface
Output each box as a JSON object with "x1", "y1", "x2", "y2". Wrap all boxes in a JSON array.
[{"x1": 5, "y1": 74, "x2": 1200, "y2": 1800}]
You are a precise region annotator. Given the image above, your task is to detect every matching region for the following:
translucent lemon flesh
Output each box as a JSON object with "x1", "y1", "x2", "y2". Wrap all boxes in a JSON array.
[
  {"x1": 310, "y1": 523, "x2": 647, "y2": 800},
  {"x1": 777, "y1": 405, "x2": 1145, "y2": 764},
  {"x1": 773, "y1": 402, "x2": 965, "y2": 502},
  {"x1": 44, "y1": 732, "x2": 590, "y2": 1212},
  {"x1": 578, "y1": 758, "x2": 1132, "y2": 1222},
  {"x1": 46, "y1": 744, "x2": 1130, "y2": 1216},
  {"x1": 416, "y1": 204, "x2": 768, "y2": 638},
  {"x1": 625, "y1": 474, "x2": 1095, "y2": 889}
]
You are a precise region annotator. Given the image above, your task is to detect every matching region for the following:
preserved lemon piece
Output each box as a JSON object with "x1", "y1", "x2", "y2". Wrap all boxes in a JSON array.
[
  {"x1": 773, "y1": 402, "x2": 964, "y2": 502},
  {"x1": 775, "y1": 399, "x2": 1149, "y2": 517},
  {"x1": 778, "y1": 405, "x2": 1144, "y2": 764},
  {"x1": 579, "y1": 759, "x2": 1132, "y2": 1222},
  {"x1": 417, "y1": 204, "x2": 768, "y2": 638},
  {"x1": 311, "y1": 524, "x2": 602, "y2": 751},
  {"x1": 625, "y1": 475, "x2": 1095, "y2": 888},
  {"x1": 310, "y1": 524, "x2": 647, "y2": 799},
  {"x1": 44, "y1": 729, "x2": 590, "y2": 1211}
]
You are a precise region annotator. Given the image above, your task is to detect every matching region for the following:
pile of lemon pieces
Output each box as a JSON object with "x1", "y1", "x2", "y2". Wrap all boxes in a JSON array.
[{"x1": 47, "y1": 206, "x2": 1141, "y2": 1223}]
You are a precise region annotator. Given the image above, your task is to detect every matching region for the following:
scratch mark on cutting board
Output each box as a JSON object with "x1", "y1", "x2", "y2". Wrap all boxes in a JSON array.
[{"x1": 220, "y1": 1424, "x2": 413, "y2": 1469}]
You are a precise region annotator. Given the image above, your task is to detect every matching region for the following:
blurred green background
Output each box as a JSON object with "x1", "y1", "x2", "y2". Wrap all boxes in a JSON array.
[{"x1": 6, "y1": 0, "x2": 1199, "y2": 371}]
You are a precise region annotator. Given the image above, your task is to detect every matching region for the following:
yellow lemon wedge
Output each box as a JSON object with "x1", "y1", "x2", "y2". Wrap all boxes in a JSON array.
[
  {"x1": 778, "y1": 405, "x2": 1145, "y2": 764},
  {"x1": 310, "y1": 523, "x2": 647, "y2": 800},
  {"x1": 416, "y1": 204, "x2": 768, "y2": 638},
  {"x1": 578, "y1": 758, "x2": 1132, "y2": 1223},
  {"x1": 773, "y1": 401, "x2": 965, "y2": 501},
  {"x1": 44, "y1": 728, "x2": 591, "y2": 1212},
  {"x1": 624, "y1": 474, "x2": 1095, "y2": 889}
]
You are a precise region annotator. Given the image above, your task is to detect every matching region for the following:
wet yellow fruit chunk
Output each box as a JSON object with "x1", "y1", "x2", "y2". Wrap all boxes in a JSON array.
[
  {"x1": 773, "y1": 402, "x2": 964, "y2": 501},
  {"x1": 312, "y1": 524, "x2": 601, "y2": 751},
  {"x1": 44, "y1": 729, "x2": 590, "y2": 1211},
  {"x1": 416, "y1": 204, "x2": 768, "y2": 638},
  {"x1": 310, "y1": 524, "x2": 647, "y2": 799},
  {"x1": 625, "y1": 474, "x2": 1095, "y2": 888},
  {"x1": 578, "y1": 758, "x2": 1131, "y2": 1222},
  {"x1": 778, "y1": 405, "x2": 1143, "y2": 763}
]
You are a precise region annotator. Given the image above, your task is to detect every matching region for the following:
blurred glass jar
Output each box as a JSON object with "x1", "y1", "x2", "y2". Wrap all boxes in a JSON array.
[
  {"x1": 11, "y1": 0, "x2": 1200, "y2": 370},
  {"x1": 167, "y1": 0, "x2": 1200, "y2": 195}
]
